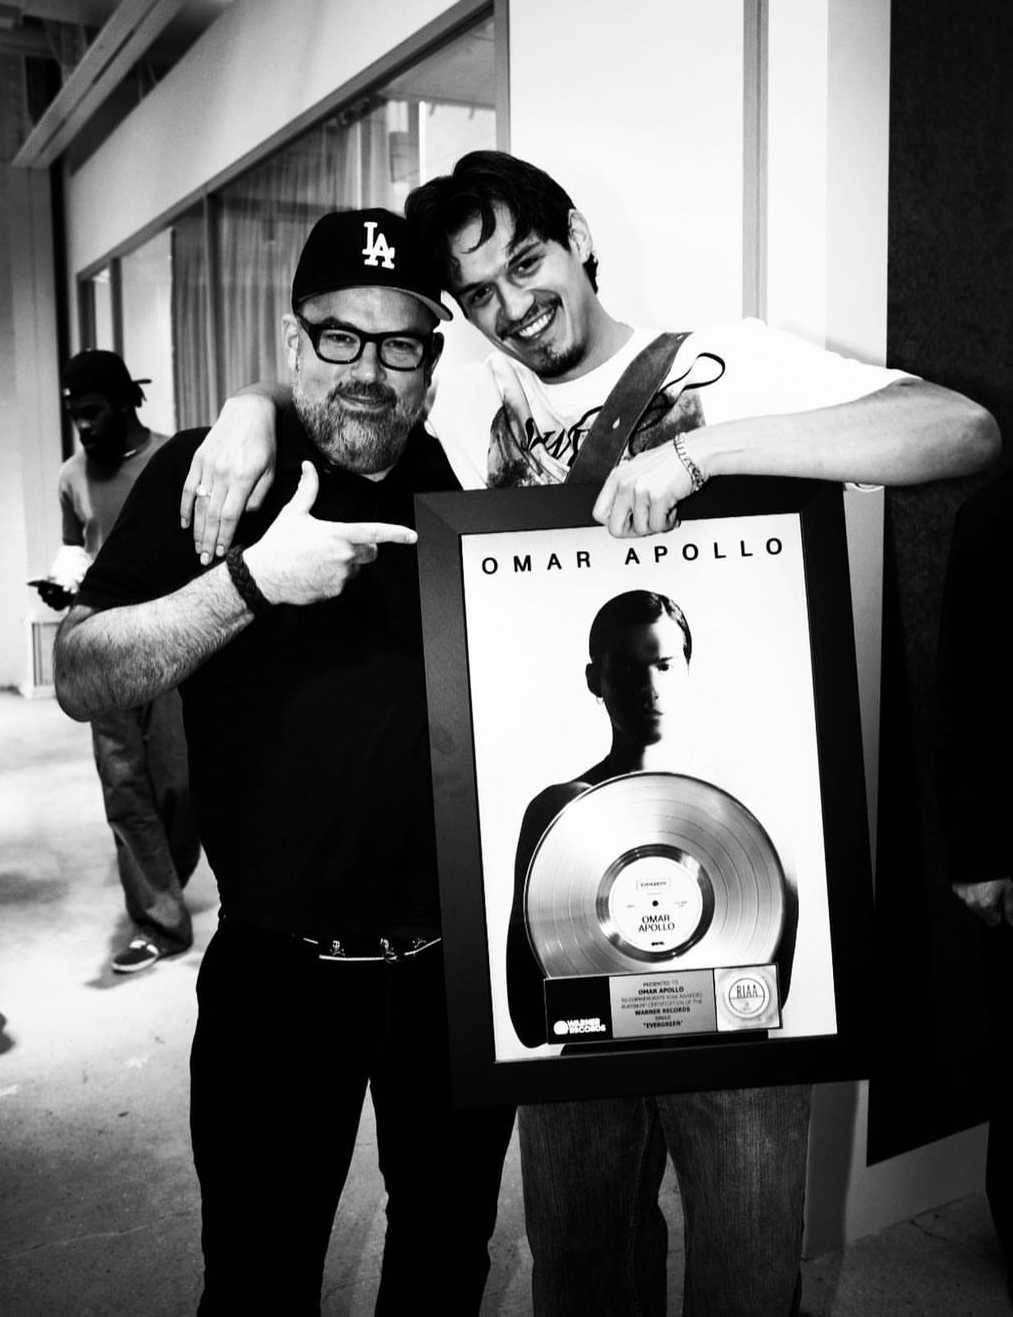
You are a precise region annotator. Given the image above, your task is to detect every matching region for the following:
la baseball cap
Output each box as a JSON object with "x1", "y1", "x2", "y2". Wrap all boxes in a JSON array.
[
  {"x1": 61, "y1": 350, "x2": 150, "y2": 402},
  {"x1": 291, "y1": 208, "x2": 451, "y2": 322}
]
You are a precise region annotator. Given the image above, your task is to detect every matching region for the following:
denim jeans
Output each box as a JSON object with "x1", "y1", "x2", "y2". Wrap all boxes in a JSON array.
[
  {"x1": 519, "y1": 1084, "x2": 811, "y2": 1317},
  {"x1": 191, "y1": 921, "x2": 516, "y2": 1316},
  {"x1": 90, "y1": 688, "x2": 199, "y2": 951}
]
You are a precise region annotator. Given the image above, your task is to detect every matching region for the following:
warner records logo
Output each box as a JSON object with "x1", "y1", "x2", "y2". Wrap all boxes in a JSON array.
[
  {"x1": 724, "y1": 975, "x2": 770, "y2": 1018},
  {"x1": 552, "y1": 1016, "x2": 607, "y2": 1037}
]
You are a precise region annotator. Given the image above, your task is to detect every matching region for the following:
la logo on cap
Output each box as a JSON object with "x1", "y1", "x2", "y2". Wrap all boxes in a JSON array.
[{"x1": 362, "y1": 221, "x2": 396, "y2": 270}]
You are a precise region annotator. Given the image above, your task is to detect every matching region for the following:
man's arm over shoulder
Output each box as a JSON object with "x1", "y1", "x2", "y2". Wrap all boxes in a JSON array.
[
  {"x1": 594, "y1": 320, "x2": 1000, "y2": 536},
  {"x1": 180, "y1": 384, "x2": 289, "y2": 563},
  {"x1": 180, "y1": 360, "x2": 495, "y2": 560}
]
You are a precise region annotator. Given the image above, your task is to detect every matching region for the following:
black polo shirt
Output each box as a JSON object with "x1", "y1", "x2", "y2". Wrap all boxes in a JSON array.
[{"x1": 78, "y1": 406, "x2": 459, "y2": 939}]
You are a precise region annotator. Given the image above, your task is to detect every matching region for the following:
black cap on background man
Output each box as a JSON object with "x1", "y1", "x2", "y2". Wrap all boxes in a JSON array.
[
  {"x1": 60, "y1": 349, "x2": 150, "y2": 466},
  {"x1": 61, "y1": 349, "x2": 150, "y2": 408}
]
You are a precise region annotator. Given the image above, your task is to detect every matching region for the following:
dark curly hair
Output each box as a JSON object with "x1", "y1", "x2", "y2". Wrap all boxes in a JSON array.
[{"x1": 405, "y1": 150, "x2": 598, "y2": 296}]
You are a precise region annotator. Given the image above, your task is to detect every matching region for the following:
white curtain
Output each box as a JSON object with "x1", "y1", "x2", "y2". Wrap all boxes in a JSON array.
[{"x1": 216, "y1": 117, "x2": 360, "y2": 399}]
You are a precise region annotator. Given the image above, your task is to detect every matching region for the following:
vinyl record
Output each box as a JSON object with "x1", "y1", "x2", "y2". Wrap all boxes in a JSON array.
[{"x1": 524, "y1": 772, "x2": 786, "y2": 977}]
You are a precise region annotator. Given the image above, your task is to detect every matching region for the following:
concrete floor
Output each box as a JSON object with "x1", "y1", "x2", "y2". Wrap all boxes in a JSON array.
[{"x1": 0, "y1": 688, "x2": 1010, "y2": 1316}]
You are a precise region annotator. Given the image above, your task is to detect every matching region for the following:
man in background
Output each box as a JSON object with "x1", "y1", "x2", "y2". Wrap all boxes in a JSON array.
[{"x1": 42, "y1": 350, "x2": 198, "y2": 974}]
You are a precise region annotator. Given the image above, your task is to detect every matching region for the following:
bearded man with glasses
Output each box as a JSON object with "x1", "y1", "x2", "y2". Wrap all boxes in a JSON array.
[{"x1": 52, "y1": 209, "x2": 516, "y2": 1316}]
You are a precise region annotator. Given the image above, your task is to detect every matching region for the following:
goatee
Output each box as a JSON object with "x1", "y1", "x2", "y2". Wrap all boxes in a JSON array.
[
  {"x1": 502, "y1": 298, "x2": 584, "y2": 380},
  {"x1": 523, "y1": 339, "x2": 585, "y2": 380},
  {"x1": 83, "y1": 412, "x2": 130, "y2": 467}
]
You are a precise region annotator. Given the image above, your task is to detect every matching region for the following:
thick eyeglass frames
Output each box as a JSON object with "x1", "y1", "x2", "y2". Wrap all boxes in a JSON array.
[{"x1": 295, "y1": 315, "x2": 432, "y2": 371}]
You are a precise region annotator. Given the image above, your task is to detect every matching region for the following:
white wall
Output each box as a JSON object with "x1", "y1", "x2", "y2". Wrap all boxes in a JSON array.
[
  {"x1": 508, "y1": 0, "x2": 746, "y2": 331},
  {"x1": 120, "y1": 229, "x2": 176, "y2": 435},
  {"x1": 0, "y1": 165, "x2": 64, "y2": 692},
  {"x1": 67, "y1": 0, "x2": 466, "y2": 276}
]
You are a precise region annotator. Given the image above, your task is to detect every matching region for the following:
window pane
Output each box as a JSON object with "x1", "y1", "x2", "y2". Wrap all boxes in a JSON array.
[
  {"x1": 172, "y1": 206, "x2": 211, "y2": 430},
  {"x1": 384, "y1": 17, "x2": 496, "y2": 191},
  {"x1": 216, "y1": 123, "x2": 358, "y2": 396},
  {"x1": 214, "y1": 18, "x2": 496, "y2": 399},
  {"x1": 89, "y1": 268, "x2": 115, "y2": 349},
  {"x1": 120, "y1": 229, "x2": 175, "y2": 435}
]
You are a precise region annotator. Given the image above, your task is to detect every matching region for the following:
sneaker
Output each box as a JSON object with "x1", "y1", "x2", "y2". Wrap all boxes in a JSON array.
[{"x1": 111, "y1": 937, "x2": 162, "y2": 974}]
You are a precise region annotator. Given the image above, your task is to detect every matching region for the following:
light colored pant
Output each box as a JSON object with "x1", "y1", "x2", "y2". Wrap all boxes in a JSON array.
[
  {"x1": 91, "y1": 688, "x2": 199, "y2": 951},
  {"x1": 520, "y1": 1083, "x2": 811, "y2": 1317}
]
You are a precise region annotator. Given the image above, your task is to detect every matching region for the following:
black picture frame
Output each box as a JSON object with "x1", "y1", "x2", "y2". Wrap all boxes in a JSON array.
[{"x1": 416, "y1": 477, "x2": 874, "y2": 1107}]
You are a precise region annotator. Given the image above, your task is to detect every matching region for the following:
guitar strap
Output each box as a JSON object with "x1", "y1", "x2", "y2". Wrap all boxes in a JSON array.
[{"x1": 564, "y1": 331, "x2": 690, "y2": 485}]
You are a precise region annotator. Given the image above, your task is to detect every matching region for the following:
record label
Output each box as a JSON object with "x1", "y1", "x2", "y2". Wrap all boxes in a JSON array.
[
  {"x1": 600, "y1": 847, "x2": 711, "y2": 957},
  {"x1": 524, "y1": 772, "x2": 786, "y2": 979}
]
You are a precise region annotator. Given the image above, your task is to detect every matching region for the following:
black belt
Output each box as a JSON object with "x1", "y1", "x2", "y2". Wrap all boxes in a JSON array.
[
  {"x1": 303, "y1": 933, "x2": 442, "y2": 963},
  {"x1": 221, "y1": 916, "x2": 441, "y2": 963}
]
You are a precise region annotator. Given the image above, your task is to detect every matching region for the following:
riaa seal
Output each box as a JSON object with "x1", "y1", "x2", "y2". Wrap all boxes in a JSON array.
[{"x1": 724, "y1": 974, "x2": 770, "y2": 1019}]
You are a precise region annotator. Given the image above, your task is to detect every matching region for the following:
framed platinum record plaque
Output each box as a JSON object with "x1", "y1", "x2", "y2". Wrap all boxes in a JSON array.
[{"x1": 416, "y1": 477, "x2": 874, "y2": 1107}]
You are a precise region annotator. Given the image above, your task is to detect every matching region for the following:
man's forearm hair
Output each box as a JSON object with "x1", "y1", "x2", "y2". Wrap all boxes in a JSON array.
[{"x1": 54, "y1": 563, "x2": 255, "y2": 720}]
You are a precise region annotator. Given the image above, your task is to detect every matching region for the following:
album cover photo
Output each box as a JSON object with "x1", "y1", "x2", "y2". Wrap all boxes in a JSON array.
[{"x1": 417, "y1": 481, "x2": 873, "y2": 1103}]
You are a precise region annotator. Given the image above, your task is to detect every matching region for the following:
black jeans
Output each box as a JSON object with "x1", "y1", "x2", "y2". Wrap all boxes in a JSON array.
[
  {"x1": 191, "y1": 920, "x2": 516, "y2": 1315},
  {"x1": 983, "y1": 920, "x2": 1013, "y2": 1263}
]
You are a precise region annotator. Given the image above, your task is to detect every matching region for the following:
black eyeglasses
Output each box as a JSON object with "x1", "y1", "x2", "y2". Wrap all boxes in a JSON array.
[{"x1": 295, "y1": 315, "x2": 432, "y2": 371}]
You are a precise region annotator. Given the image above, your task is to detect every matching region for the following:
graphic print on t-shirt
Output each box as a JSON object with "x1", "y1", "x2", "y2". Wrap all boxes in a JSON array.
[
  {"x1": 428, "y1": 318, "x2": 910, "y2": 494},
  {"x1": 485, "y1": 351, "x2": 721, "y2": 488}
]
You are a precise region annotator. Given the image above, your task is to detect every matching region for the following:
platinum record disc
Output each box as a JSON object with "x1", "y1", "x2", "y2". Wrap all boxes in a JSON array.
[{"x1": 524, "y1": 772, "x2": 786, "y2": 978}]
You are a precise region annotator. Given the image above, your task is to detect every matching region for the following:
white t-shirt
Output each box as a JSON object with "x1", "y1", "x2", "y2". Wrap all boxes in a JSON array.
[{"x1": 427, "y1": 318, "x2": 911, "y2": 491}]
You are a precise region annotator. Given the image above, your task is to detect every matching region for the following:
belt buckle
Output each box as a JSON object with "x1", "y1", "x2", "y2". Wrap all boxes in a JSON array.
[
  {"x1": 315, "y1": 934, "x2": 438, "y2": 963},
  {"x1": 316, "y1": 936, "x2": 397, "y2": 963},
  {"x1": 319, "y1": 938, "x2": 347, "y2": 960}
]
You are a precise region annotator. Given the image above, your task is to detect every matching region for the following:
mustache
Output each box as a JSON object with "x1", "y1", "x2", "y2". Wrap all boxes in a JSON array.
[
  {"x1": 498, "y1": 296, "x2": 558, "y2": 340},
  {"x1": 328, "y1": 381, "x2": 399, "y2": 408}
]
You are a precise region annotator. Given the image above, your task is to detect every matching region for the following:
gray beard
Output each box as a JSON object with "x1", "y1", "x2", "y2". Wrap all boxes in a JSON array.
[{"x1": 293, "y1": 371, "x2": 423, "y2": 475}]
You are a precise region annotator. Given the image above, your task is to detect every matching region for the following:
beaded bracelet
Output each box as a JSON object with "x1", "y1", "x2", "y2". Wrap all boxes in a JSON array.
[
  {"x1": 225, "y1": 546, "x2": 274, "y2": 619},
  {"x1": 672, "y1": 432, "x2": 707, "y2": 494}
]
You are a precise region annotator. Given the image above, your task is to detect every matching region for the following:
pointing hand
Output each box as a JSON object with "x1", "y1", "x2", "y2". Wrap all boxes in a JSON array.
[{"x1": 241, "y1": 462, "x2": 417, "y2": 606}]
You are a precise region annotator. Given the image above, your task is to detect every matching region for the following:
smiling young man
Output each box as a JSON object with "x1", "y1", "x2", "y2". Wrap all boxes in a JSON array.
[
  {"x1": 176, "y1": 152, "x2": 999, "y2": 1316},
  {"x1": 450, "y1": 204, "x2": 620, "y2": 381},
  {"x1": 180, "y1": 159, "x2": 996, "y2": 556},
  {"x1": 53, "y1": 211, "x2": 515, "y2": 1316}
]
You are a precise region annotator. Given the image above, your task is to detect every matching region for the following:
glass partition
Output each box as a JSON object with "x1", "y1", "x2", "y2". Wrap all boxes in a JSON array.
[
  {"x1": 214, "y1": 17, "x2": 496, "y2": 399},
  {"x1": 89, "y1": 267, "x2": 115, "y2": 349},
  {"x1": 79, "y1": 13, "x2": 497, "y2": 422},
  {"x1": 172, "y1": 205, "x2": 211, "y2": 430},
  {"x1": 120, "y1": 229, "x2": 175, "y2": 435}
]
